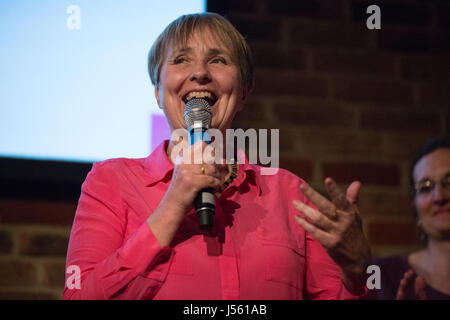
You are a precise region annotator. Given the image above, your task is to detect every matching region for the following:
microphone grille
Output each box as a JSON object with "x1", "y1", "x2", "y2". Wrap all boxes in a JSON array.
[{"x1": 184, "y1": 98, "x2": 212, "y2": 129}]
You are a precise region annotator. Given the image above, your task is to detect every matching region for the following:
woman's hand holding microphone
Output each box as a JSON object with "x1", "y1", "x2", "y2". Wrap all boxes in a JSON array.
[{"x1": 147, "y1": 141, "x2": 228, "y2": 246}]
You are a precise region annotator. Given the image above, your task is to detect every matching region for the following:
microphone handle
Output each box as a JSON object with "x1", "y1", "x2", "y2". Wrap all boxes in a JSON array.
[{"x1": 194, "y1": 187, "x2": 215, "y2": 230}]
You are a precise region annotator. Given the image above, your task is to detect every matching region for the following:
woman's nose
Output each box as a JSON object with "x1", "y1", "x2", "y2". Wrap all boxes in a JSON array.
[
  {"x1": 432, "y1": 183, "x2": 449, "y2": 204},
  {"x1": 190, "y1": 62, "x2": 211, "y2": 84}
]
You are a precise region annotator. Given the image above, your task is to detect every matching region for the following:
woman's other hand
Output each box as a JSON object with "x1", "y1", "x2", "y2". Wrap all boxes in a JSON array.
[
  {"x1": 396, "y1": 269, "x2": 428, "y2": 300},
  {"x1": 293, "y1": 177, "x2": 372, "y2": 294}
]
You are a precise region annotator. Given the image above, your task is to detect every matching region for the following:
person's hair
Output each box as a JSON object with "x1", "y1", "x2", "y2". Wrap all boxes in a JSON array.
[
  {"x1": 147, "y1": 12, "x2": 254, "y2": 91},
  {"x1": 409, "y1": 135, "x2": 450, "y2": 193}
]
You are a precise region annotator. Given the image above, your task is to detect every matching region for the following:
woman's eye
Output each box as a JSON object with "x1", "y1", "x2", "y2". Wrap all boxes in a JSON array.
[
  {"x1": 173, "y1": 57, "x2": 186, "y2": 64},
  {"x1": 417, "y1": 180, "x2": 434, "y2": 194},
  {"x1": 211, "y1": 57, "x2": 226, "y2": 64}
]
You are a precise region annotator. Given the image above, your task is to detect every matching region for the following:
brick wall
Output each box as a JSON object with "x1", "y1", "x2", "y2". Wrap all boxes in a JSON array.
[
  {"x1": 0, "y1": 200, "x2": 75, "y2": 299},
  {"x1": 0, "y1": 0, "x2": 449, "y2": 299},
  {"x1": 223, "y1": 0, "x2": 450, "y2": 259}
]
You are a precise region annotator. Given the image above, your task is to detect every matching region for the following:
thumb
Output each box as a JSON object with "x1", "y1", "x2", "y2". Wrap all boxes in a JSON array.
[{"x1": 346, "y1": 181, "x2": 361, "y2": 205}]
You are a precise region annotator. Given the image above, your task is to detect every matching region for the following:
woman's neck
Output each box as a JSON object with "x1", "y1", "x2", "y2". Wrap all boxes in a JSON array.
[
  {"x1": 411, "y1": 239, "x2": 450, "y2": 294},
  {"x1": 425, "y1": 239, "x2": 450, "y2": 278}
]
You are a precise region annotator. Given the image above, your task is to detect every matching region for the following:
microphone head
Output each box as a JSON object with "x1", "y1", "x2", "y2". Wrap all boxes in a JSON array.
[{"x1": 184, "y1": 98, "x2": 212, "y2": 130}]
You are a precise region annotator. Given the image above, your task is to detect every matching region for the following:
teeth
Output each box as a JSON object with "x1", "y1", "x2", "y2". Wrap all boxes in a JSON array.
[{"x1": 186, "y1": 91, "x2": 213, "y2": 101}]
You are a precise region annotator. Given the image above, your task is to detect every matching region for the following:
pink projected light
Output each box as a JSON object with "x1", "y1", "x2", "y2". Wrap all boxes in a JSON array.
[{"x1": 151, "y1": 114, "x2": 170, "y2": 152}]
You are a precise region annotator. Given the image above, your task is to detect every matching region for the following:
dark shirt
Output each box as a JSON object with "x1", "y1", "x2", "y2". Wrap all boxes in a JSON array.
[{"x1": 374, "y1": 255, "x2": 450, "y2": 300}]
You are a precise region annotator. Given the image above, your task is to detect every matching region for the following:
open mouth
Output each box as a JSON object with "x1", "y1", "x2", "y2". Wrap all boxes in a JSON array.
[{"x1": 182, "y1": 91, "x2": 218, "y2": 107}]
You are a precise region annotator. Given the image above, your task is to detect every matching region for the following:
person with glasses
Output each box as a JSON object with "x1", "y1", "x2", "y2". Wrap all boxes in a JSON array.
[{"x1": 374, "y1": 136, "x2": 450, "y2": 299}]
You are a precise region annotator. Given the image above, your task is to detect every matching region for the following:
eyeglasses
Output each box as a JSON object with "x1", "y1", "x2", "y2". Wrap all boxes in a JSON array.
[{"x1": 414, "y1": 173, "x2": 450, "y2": 195}]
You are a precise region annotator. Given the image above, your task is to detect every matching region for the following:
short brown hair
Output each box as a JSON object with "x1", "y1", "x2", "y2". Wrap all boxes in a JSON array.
[{"x1": 148, "y1": 13, "x2": 254, "y2": 91}]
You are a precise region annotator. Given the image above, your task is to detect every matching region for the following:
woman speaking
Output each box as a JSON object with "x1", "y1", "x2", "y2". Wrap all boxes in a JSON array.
[{"x1": 63, "y1": 12, "x2": 372, "y2": 300}]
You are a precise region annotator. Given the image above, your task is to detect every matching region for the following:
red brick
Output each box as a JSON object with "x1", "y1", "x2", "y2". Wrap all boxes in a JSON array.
[
  {"x1": 322, "y1": 162, "x2": 401, "y2": 186},
  {"x1": 400, "y1": 55, "x2": 450, "y2": 82},
  {"x1": 296, "y1": 130, "x2": 384, "y2": 158},
  {"x1": 288, "y1": 21, "x2": 372, "y2": 49},
  {"x1": 258, "y1": 128, "x2": 299, "y2": 155},
  {"x1": 313, "y1": 49, "x2": 395, "y2": 77},
  {"x1": 350, "y1": 1, "x2": 431, "y2": 26},
  {"x1": 279, "y1": 129, "x2": 296, "y2": 153},
  {"x1": 207, "y1": 0, "x2": 259, "y2": 15},
  {"x1": 379, "y1": 26, "x2": 450, "y2": 52},
  {"x1": 42, "y1": 260, "x2": 66, "y2": 288},
  {"x1": 0, "y1": 289, "x2": 58, "y2": 300},
  {"x1": 232, "y1": 97, "x2": 271, "y2": 127},
  {"x1": 0, "y1": 199, "x2": 76, "y2": 226},
  {"x1": 254, "y1": 70, "x2": 328, "y2": 98},
  {"x1": 279, "y1": 158, "x2": 313, "y2": 181},
  {"x1": 0, "y1": 229, "x2": 13, "y2": 254},
  {"x1": 251, "y1": 43, "x2": 306, "y2": 70},
  {"x1": 433, "y1": 29, "x2": 450, "y2": 51},
  {"x1": 377, "y1": 26, "x2": 431, "y2": 52},
  {"x1": 334, "y1": 78, "x2": 415, "y2": 106},
  {"x1": 274, "y1": 101, "x2": 356, "y2": 127},
  {"x1": 358, "y1": 191, "x2": 413, "y2": 217},
  {"x1": 437, "y1": 5, "x2": 450, "y2": 28},
  {"x1": 228, "y1": 16, "x2": 282, "y2": 42},
  {"x1": 420, "y1": 84, "x2": 450, "y2": 109},
  {"x1": 367, "y1": 220, "x2": 417, "y2": 246},
  {"x1": 447, "y1": 114, "x2": 450, "y2": 134},
  {"x1": 383, "y1": 133, "x2": 433, "y2": 161},
  {"x1": 0, "y1": 259, "x2": 38, "y2": 286},
  {"x1": 19, "y1": 232, "x2": 69, "y2": 257},
  {"x1": 360, "y1": 109, "x2": 440, "y2": 133},
  {"x1": 267, "y1": 0, "x2": 345, "y2": 20}
]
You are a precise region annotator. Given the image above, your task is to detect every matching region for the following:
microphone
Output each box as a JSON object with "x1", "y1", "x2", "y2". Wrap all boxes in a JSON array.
[{"x1": 184, "y1": 98, "x2": 215, "y2": 230}]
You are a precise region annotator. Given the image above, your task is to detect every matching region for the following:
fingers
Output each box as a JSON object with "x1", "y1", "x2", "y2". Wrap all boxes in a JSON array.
[
  {"x1": 293, "y1": 200, "x2": 335, "y2": 230},
  {"x1": 346, "y1": 181, "x2": 361, "y2": 205},
  {"x1": 415, "y1": 276, "x2": 427, "y2": 300},
  {"x1": 166, "y1": 141, "x2": 230, "y2": 212},
  {"x1": 324, "y1": 177, "x2": 351, "y2": 211},
  {"x1": 177, "y1": 141, "x2": 228, "y2": 176},
  {"x1": 197, "y1": 174, "x2": 223, "y2": 190},
  {"x1": 197, "y1": 164, "x2": 220, "y2": 178},
  {"x1": 396, "y1": 280, "x2": 406, "y2": 300},
  {"x1": 175, "y1": 164, "x2": 222, "y2": 187},
  {"x1": 397, "y1": 271, "x2": 428, "y2": 300},
  {"x1": 181, "y1": 141, "x2": 210, "y2": 165},
  {"x1": 299, "y1": 183, "x2": 337, "y2": 220},
  {"x1": 294, "y1": 215, "x2": 334, "y2": 249},
  {"x1": 300, "y1": 179, "x2": 361, "y2": 214},
  {"x1": 396, "y1": 269, "x2": 415, "y2": 300}
]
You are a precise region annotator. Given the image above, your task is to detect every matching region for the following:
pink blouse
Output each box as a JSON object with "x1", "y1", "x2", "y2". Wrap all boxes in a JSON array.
[{"x1": 63, "y1": 140, "x2": 368, "y2": 300}]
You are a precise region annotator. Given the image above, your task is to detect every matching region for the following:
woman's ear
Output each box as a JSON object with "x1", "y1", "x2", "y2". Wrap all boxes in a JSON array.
[{"x1": 155, "y1": 86, "x2": 162, "y2": 109}]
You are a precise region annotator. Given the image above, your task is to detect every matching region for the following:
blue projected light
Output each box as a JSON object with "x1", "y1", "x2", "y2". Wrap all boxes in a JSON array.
[{"x1": 0, "y1": 0, "x2": 205, "y2": 162}]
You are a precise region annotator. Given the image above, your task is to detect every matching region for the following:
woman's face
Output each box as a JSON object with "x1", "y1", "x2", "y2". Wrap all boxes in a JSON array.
[
  {"x1": 413, "y1": 148, "x2": 450, "y2": 240},
  {"x1": 155, "y1": 28, "x2": 247, "y2": 134}
]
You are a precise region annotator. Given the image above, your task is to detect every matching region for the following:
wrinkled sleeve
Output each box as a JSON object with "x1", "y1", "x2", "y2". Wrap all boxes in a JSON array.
[
  {"x1": 63, "y1": 162, "x2": 173, "y2": 300},
  {"x1": 293, "y1": 179, "x2": 371, "y2": 300}
]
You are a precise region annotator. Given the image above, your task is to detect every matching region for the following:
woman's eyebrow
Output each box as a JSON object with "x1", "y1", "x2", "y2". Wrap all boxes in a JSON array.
[
  {"x1": 168, "y1": 47, "x2": 230, "y2": 59},
  {"x1": 207, "y1": 48, "x2": 230, "y2": 57},
  {"x1": 169, "y1": 47, "x2": 192, "y2": 57},
  {"x1": 417, "y1": 171, "x2": 450, "y2": 183},
  {"x1": 417, "y1": 177, "x2": 432, "y2": 183}
]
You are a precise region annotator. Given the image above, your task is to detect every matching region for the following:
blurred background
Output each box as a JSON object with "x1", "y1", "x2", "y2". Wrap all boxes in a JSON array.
[{"x1": 0, "y1": 0, "x2": 449, "y2": 299}]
